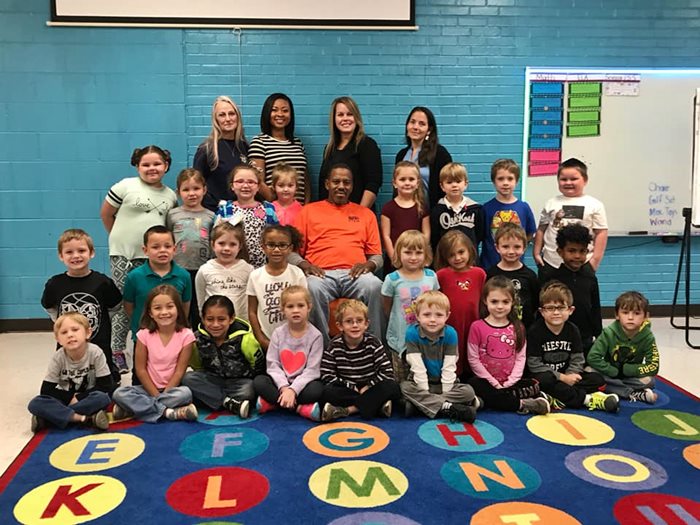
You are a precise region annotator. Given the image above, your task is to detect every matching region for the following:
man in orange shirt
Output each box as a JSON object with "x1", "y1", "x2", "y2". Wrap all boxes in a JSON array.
[{"x1": 292, "y1": 164, "x2": 384, "y2": 347}]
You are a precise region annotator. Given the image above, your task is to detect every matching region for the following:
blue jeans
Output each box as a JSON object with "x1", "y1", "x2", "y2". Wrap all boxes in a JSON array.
[
  {"x1": 307, "y1": 270, "x2": 385, "y2": 348},
  {"x1": 112, "y1": 385, "x2": 192, "y2": 423},
  {"x1": 28, "y1": 392, "x2": 110, "y2": 429}
]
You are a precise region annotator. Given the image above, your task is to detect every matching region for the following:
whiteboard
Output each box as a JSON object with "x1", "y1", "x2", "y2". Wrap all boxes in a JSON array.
[{"x1": 523, "y1": 68, "x2": 700, "y2": 236}]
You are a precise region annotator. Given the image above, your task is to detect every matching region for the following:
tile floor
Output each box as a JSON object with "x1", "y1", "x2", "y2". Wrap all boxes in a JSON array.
[{"x1": 0, "y1": 318, "x2": 698, "y2": 476}]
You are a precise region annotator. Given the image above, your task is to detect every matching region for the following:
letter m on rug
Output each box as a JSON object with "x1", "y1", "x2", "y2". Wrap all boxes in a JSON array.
[
  {"x1": 326, "y1": 467, "x2": 400, "y2": 499},
  {"x1": 459, "y1": 460, "x2": 525, "y2": 492}
]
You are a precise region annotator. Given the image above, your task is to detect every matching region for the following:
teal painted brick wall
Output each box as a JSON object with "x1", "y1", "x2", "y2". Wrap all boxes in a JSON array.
[{"x1": 2, "y1": 0, "x2": 700, "y2": 319}]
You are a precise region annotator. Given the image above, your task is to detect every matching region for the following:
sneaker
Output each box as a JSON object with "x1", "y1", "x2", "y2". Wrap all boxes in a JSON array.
[
  {"x1": 542, "y1": 392, "x2": 566, "y2": 411},
  {"x1": 587, "y1": 392, "x2": 620, "y2": 413},
  {"x1": 321, "y1": 403, "x2": 349, "y2": 422},
  {"x1": 223, "y1": 397, "x2": 250, "y2": 419},
  {"x1": 380, "y1": 400, "x2": 392, "y2": 418},
  {"x1": 518, "y1": 397, "x2": 550, "y2": 415},
  {"x1": 629, "y1": 388, "x2": 658, "y2": 404},
  {"x1": 113, "y1": 352, "x2": 129, "y2": 374},
  {"x1": 438, "y1": 403, "x2": 476, "y2": 423},
  {"x1": 169, "y1": 403, "x2": 198, "y2": 421},
  {"x1": 296, "y1": 402, "x2": 321, "y2": 422},
  {"x1": 85, "y1": 410, "x2": 109, "y2": 430},
  {"x1": 255, "y1": 396, "x2": 276, "y2": 415},
  {"x1": 112, "y1": 403, "x2": 133, "y2": 421},
  {"x1": 31, "y1": 415, "x2": 46, "y2": 433}
]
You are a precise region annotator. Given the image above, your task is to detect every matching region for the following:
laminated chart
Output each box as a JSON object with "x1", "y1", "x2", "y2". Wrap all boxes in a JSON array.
[
  {"x1": 528, "y1": 82, "x2": 564, "y2": 177},
  {"x1": 567, "y1": 82, "x2": 602, "y2": 137}
]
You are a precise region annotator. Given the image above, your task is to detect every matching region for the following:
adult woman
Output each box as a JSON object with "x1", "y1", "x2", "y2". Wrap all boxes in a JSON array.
[
  {"x1": 249, "y1": 93, "x2": 309, "y2": 203},
  {"x1": 318, "y1": 96, "x2": 382, "y2": 208},
  {"x1": 193, "y1": 96, "x2": 249, "y2": 211},
  {"x1": 395, "y1": 106, "x2": 452, "y2": 209}
]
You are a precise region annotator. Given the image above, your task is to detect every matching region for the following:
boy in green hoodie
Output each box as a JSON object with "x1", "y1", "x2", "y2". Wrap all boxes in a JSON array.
[{"x1": 587, "y1": 291, "x2": 659, "y2": 404}]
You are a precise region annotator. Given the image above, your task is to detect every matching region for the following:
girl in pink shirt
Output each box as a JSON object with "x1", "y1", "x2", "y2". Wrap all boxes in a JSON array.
[{"x1": 112, "y1": 285, "x2": 198, "y2": 423}]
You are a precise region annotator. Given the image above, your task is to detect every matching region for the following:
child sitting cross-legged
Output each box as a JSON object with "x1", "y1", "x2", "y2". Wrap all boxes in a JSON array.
[
  {"x1": 28, "y1": 312, "x2": 113, "y2": 432},
  {"x1": 401, "y1": 291, "x2": 480, "y2": 422},
  {"x1": 527, "y1": 281, "x2": 619, "y2": 413},
  {"x1": 320, "y1": 299, "x2": 402, "y2": 422}
]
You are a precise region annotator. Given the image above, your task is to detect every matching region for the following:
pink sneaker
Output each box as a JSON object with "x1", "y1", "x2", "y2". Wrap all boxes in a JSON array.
[
  {"x1": 296, "y1": 402, "x2": 321, "y2": 422},
  {"x1": 256, "y1": 396, "x2": 276, "y2": 415}
]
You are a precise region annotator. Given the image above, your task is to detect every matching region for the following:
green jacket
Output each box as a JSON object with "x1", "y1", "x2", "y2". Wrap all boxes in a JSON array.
[{"x1": 587, "y1": 319, "x2": 659, "y2": 378}]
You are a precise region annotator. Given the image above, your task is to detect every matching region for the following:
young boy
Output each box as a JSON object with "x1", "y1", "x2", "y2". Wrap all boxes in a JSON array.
[
  {"x1": 41, "y1": 229, "x2": 122, "y2": 380},
  {"x1": 123, "y1": 225, "x2": 192, "y2": 364},
  {"x1": 547, "y1": 223, "x2": 602, "y2": 354},
  {"x1": 587, "y1": 291, "x2": 660, "y2": 404},
  {"x1": 320, "y1": 299, "x2": 401, "y2": 421},
  {"x1": 486, "y1": 223, "x2": 540, "y2": 328},
  {"x1": 400, "y1": 291, "x2": 479, "y2": 422},
  {"x1": 533, "y1": 158, "x2": 608, "y2": 282},
  {"x1": 430, "y1": 162, "x2": 484, "y2": 255},
  {"x1": 28, "y1": 312, "x2": 113, "y2": 432},
  {"x1": 527, "y1": 282, "x2": 619, "y2": 413},
  {"x1": 481, "y1": 159, "x2": 537, "y2": 270}
]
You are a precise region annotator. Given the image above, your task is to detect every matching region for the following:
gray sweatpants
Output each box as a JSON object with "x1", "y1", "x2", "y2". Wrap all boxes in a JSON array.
[
  {"x1": 401, "y1": 381, "x2": 476, "y2": 418},
  {"x1": 601, "y1": 375, "x2": 655, "y2": 399}
]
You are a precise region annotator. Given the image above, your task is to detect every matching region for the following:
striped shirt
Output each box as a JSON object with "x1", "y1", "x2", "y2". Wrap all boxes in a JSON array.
[
  {"x1": 248, "y1": 134, "x2": 308, "y2": 203},
  {"x1": 321, "y1": 333, "x2": 395, "y2": 389}
]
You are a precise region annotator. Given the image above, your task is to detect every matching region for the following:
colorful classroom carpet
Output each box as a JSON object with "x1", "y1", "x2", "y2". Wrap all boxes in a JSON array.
[{"x1": 1, "y1": 377, "x2": 699, "y2": 525}]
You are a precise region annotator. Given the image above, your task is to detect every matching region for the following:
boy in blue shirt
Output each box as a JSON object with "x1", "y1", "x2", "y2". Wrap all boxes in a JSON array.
[{"x1": 481, "y1": 159, "x2": 537, "y2": 269}]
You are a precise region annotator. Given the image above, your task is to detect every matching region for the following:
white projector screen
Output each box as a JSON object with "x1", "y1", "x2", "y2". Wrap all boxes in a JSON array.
[{"x1": 51, "y1": 0, "x2": 415, "y2": 27}]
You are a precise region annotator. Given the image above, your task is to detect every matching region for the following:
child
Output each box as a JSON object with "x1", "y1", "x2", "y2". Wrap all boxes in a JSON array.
[
  {"x1": 533, "y1": 157, "x2": 608, "y2": 281},
  {"x1": 253, "y1": 286, "x2": 324, "y2": 420},
  {"x1": 435, "y1": 230, "x2": 486, "y2": 379},
  {"x1": 112, "y1": 285, "x2": 198, "y2": 422},
  {"x1": 100, "y1": 145, "x2": 178, "y2": 374},
  {"x1": 28, "y1": 313, "x2": 113, "y2": 432},
  {"x1": 380, "y1": 161, "x2": 430, "y2": 275},
  {"x1": 271, "y1": 163, "x2": 304, "y2": 226},
  {"x1": 166, "y1": 168, "x2": 215, "y2": 330},
  {"x1": 587, "y1": 291, "x2": 660, "y2": 404},
  {"x1": 123, "y1": 226, "x2": 192, "y2": 356},
  {"x1": 183, "y1": 295, "x2": 264, "y2": 418},
  {"x1": 247, "y1": 225, "x2": 307, "y2": 350},
  {"x1": 401, "y1": 291, "x2": 480, "y2": 422},
  {"x1": 430, "y1": 162, "x2": 484, "y2": 257},
  {"x1": 215, "y1": 165, "x2": 279, "y2": 268},
  {"x1": 547, "y1": 223, "x2": 602, "y2": 354},
  {"x1": 486, "y1": 223, "x2": 540, "y2": 329},
  {"x1": 320, "y1": 299, "x2": 401, "y2": 421},
  {"x1": 196, "y1": 222, "x2": 253, "y2": 322},
  {"x1": 481, "y1": 159, "x2": 537, "y2": 270},
  {"x1": 527, "y1": 281, "x2": 619, "y2": 412},
  {"x1": 467, "y1": 276, "x2": 550, "y2": 415},
  {"x1": 41, "y1": 229, "x2": 122, "y2": 381},
  {"x1": 381, "y1": 230, "x2": 439, "y2": 382}
]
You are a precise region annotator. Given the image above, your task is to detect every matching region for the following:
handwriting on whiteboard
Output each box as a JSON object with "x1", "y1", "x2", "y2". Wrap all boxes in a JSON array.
[{"x1": 648, "y1": 182, "x2": 678, "y2": 227}]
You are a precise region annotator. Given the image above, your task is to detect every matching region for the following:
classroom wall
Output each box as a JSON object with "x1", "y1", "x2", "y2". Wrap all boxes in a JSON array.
[{"x1": 2, "y1": 0, "x2": 700, "y2": 320}]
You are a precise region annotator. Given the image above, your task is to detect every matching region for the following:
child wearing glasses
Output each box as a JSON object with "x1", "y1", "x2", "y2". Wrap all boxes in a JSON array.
[
  {"x1": 215, "y1": 165, "x2": 279, "y2": 268},
  {"x1": 526, "y1": 281, "x2": 618, "y2": 413},
  {"x1": 247, "y1": 225, "x2": 307, "y2": 350}
]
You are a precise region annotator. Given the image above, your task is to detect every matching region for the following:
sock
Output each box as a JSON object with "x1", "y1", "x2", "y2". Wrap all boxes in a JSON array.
[
  {"x1": 441, "y1": 401, "x2": 452, "y2": 411},
  {"x1": 584, "y1": 394, "x2": 592, "y2": 407},
  {"x1": 164, "y1": 408, "x2": 175, "y2": 420}
]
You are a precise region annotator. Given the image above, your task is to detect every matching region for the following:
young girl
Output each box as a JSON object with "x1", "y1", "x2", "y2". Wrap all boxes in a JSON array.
[
  {"x1": 253, "y1": 286, "x2": 324, "y2": 421},
  {"x1": 435, "y1": 230, "x2": 486, "y2": 379},
  {"x1": 100, "y1": 145, "x2": 178, "y2": 374},
  {"x1": 215, "y1": 165, "x2": 279, "y2": 268},
  {"x1": 111, "y1": 285, "x2": 198, "y2": 423},
  {"x1": 466, "y1": 276, "x2": 549, "y2": 415},
  {"x1": 380, "y1": 161, "x2": 430, "y2": 274},
  {"x1": 166, "y1": 168, "x2": 215, "y2": 330},
  {"x1": 246, "y1": 225, "x2": 307, "y2": 350},
  {"x1": 271, "y1": 163, "x2": 304, "y2": 226},
  {"x1": 182, "y1": 295, "x2": 263, "y2": 419},
  {"x1": 381, "y1": 230, "x2": 439, "y2": 382},
  {"x1": 196, "y1": 222, "x2": 253, "y2": 321}
]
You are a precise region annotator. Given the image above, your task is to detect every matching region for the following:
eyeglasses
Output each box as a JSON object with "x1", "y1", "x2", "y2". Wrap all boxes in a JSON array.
[
  {"x1": 233, "y1": 179, "x2": 258, "y2": 186},
  {"x1": 264, "y1": 242, "x2": 291, "y2": 250},
  {"x1": 540, "y1": 305, "x2": 570, "y2": 313}
]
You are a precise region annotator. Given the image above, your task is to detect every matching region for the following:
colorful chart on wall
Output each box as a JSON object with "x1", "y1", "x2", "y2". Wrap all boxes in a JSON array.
[
  {"x1": 522, "y1": 68, "x2": 700, "y2": 236},
  {"x1": 0, "y1": 378, "x2": 698, "y2": 524}
]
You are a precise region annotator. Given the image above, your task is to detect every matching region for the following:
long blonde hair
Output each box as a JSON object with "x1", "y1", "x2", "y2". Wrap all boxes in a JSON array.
[
  {"x1": 393, "y1": 161, "x2": 426, "y2": 217},
  {"x1": 203, "y1": 96, "x2": 246, "y2": 171},
  {"x1": 324, "y1": 96, "x2": 366, "y2": 160}
]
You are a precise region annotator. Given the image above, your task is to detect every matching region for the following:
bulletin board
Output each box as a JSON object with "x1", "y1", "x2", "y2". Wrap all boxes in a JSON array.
[{"x1": 522, "y1": 68, "x2": 700, "y2": 236}]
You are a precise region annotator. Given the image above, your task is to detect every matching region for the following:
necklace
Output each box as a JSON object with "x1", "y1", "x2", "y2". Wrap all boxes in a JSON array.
[{"x1": 221, "y1": 138, "x2": 246, "y2": 164}]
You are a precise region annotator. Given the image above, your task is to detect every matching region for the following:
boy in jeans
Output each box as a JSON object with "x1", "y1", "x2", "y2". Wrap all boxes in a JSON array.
[
  {"x1": 401, "y1": 291, "x2": 480, "y2": 422},
  {"x1": 527, "y1": 281, "x2": 618, "y2": 413},
  {"x1": 587, "y1": 291, "x2": 659, "y2": 404}
]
